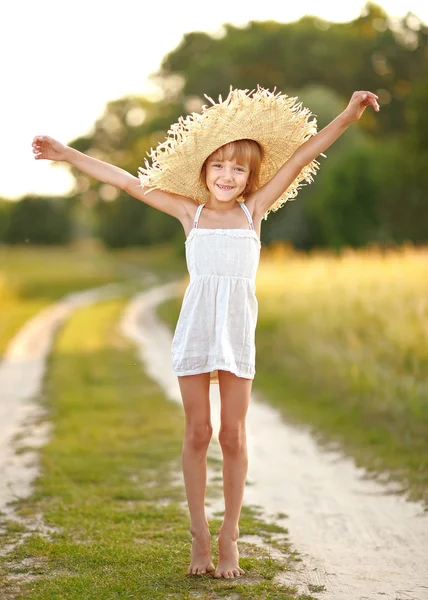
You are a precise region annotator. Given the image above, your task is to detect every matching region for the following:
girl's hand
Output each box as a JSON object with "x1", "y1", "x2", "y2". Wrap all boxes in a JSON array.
[
  {"x1": 32, "y1": 135, "x2": 68, "y2": 162},
  {"x1": 343, "y1": 91, "x2": 380, "y2": 123}
]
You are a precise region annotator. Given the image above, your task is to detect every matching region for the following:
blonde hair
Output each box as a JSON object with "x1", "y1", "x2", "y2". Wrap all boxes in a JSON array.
[{"x1": 200, "y1": 139, "x2": 264, "y2": 198}]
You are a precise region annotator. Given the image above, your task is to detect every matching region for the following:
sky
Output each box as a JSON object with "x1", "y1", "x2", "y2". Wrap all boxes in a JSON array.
[{"x1": 3, "y1": 0, "x2": 427, "y2": 200}]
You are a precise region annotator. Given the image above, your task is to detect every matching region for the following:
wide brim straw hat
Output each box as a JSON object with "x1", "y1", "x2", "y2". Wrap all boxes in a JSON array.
[{"x1": 138, "y1": 86, "x2": 320, "y2": 218}]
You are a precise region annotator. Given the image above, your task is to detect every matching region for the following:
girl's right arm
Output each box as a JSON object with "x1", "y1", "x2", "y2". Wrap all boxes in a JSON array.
[{"x1": 31, "y1": 135, "x2": 194, "y2": 220}]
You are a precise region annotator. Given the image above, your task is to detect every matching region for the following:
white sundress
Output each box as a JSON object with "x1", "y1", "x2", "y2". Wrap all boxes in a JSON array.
[{"x1": 171, "y1": 201, "x2": 261, "y2": 381}]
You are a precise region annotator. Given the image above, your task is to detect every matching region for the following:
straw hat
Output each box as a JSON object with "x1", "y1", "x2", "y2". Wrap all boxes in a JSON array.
[{"x1": 138, "y1": 86, "x2": 320, "y2": 217}]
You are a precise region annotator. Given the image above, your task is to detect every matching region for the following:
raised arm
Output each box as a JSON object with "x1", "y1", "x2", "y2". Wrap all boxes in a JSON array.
[
  {"x1": 31, "y1": 135, "x2": 194, "y2": 220},
  {"x1": 249, "y1": 91, "x2": 380, "y2": 219}
]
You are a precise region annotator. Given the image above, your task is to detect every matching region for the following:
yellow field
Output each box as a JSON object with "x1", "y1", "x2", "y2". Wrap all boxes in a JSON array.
[
  {"x1": 257, "y1": 242, "x2": 428, "y2": 381},
  {"x1": 250, "y1": 243, "x2": 428, "y2": 502},
  {"x1": 0, "y1": 244, "x2": 185, "y2": 354}
]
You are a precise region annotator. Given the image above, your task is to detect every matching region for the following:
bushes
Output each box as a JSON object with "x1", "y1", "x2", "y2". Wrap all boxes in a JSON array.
[
  {"x1": 261, "y1": 137, "x2": 428, "y2": 250},
  {"x1": 95, "y1": 192, "x2": 183, "y2": 248},
  {"x1": 1, "y1": 196, "x2": 72, "y2": 245},
  {"x1": 0, "y1": 193, "x2": 186, "y2": 251},
  {"x1": 0, "y1": 199, "x2": 12, "y2": 241}
]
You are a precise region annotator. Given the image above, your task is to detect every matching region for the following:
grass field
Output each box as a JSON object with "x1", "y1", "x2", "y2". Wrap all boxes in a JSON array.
[
  {"x1": 1, "y1": 241, "x2": 426, "y2": 597},
  {"x1": 0, "y1": 244, "x2": 185, "y2": 354},
  {"x1": 0, "y1": 296, "x2": 313, "y2": 600},
  {"x1": 158, "y1": 242, "x2": 428, "y2": 506}
]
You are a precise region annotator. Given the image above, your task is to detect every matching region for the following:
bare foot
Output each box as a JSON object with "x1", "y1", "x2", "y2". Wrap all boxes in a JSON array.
[
  {"x1": 187, "y1": 530, "x2": 215, "y2": 576},
  {"x1": 214, "y1": 528, "x2": 245, "y2": 579}
]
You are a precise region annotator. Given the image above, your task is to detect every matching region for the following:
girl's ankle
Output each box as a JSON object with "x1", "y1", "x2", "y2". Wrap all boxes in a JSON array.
[
  {"x1": 218, "y1": 525, "x2": 239, "y2": 541},
  {"x1": 190, "y1": 523, "x2": 211, "y2": 538}
]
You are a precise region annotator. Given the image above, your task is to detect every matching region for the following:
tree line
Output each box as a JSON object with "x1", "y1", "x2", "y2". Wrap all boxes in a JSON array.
[{"x1": 2, "y1": 2, "x2": 427, "y2": 249}]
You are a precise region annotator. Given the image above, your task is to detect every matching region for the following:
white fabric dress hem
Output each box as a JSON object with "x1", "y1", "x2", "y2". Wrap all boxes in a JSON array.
[{"x1": 173, "y1": 366, "x2": 254, "y2": 379}]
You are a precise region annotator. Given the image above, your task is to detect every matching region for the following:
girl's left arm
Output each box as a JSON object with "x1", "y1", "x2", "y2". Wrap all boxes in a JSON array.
[{"x1": 250, "y1": 91, "x2": 380, "y2": 219}]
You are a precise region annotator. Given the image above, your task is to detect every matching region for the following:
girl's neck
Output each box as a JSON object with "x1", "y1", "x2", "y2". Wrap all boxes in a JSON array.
[{"x1": 204, "y1": 197, "x2": 242, "y2": 212}]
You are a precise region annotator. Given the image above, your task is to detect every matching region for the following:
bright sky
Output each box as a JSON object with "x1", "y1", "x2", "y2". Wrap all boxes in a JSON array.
[{"x1": 4, "y1": 0, "x2": 427, "y2": 200}]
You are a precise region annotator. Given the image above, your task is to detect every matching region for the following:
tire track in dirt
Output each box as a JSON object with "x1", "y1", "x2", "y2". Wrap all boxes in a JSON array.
[{"x1": 0, "y1": 284, "x2": 123, "y2": 518}]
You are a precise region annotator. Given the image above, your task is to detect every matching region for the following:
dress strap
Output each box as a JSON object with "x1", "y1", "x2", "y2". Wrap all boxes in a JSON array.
[
  {"x1": 193, "y1": 203, "x2": 206, "y2": 228},
  {"x1": 239, "y1": 201, "x2": 254, "y2": 230}
]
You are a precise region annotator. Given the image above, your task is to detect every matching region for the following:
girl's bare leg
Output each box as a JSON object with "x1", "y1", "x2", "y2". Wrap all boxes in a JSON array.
[
  {"x1": 178, "y1": 373, "x2": 215, "y2": 575},
  {"x1": 214, "y1": 370, "x2": 252, "y2": 579}
]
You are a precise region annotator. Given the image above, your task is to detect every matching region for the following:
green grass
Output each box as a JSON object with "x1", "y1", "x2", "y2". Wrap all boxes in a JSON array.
[
  {"x1": 0, "y1": 297, "x2": 315, "y2": 599},
  {"x1": 0, "y1": 244, "x2": 186, "y2": 354},
  {"x1": 157, "y1": 283, "x2": 428, "y2": 507}
]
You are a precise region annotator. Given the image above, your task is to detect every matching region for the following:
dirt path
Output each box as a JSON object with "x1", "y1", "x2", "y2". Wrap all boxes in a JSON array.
[
  {"x1": 121, "y1": 281, "x2": 428, "y2": 600},
  {"x1": 0, "y1": 284, "x2": 123, "y2": 518}
]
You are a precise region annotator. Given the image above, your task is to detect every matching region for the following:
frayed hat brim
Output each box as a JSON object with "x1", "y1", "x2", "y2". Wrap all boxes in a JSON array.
[{"x1": 138, "y1": 86, "x2": 320, "y2": 218}]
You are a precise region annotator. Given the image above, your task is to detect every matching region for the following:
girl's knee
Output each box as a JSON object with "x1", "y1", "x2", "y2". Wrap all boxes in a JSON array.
[
  {"x1": 185, "y1": 422, "x2": 213, "y2": 450},
  {"x1": 218, "y1": 426, "x2": 247, "y2": 454}
]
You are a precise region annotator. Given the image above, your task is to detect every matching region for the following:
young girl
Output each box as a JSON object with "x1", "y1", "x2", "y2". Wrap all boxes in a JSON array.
[{"x1": 32, "y1": 87, "x2": 379, "y2": 579}]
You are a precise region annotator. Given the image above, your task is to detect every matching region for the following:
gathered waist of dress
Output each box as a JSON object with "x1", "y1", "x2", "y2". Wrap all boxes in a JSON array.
[{"x1": 189, "y1": 273, "x2": 255, "y2": 282}]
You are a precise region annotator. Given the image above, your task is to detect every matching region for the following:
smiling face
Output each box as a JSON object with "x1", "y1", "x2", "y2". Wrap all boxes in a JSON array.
[
  {"x1": 205, "y1": 156, "x2": 249, "y2": 202},
  {"x1": 200, "y1": 139, "x2": 264, "y2": 205}
]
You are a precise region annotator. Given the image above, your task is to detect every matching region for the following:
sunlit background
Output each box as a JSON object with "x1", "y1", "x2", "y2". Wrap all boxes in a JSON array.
[
  {"x1": 3, "y1": 0, "x2": 428, "y2": 200},
  {"x1": 1, "y1": 5, "x2": 427, "y2": 582}
]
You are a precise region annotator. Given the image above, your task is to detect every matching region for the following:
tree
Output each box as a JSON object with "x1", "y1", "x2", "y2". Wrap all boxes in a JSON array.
[
  {"x1": 64, "y1": 2, "x2": 428, "y2": 249},
  {"x1": 159, "y1": 3, "x2": 428, "y2": 137},
  {"x1": 0, "y1": 199, "x2": 12, "y2": 242},
  {"x1": 4, "y1": 196, "x2": 71, "y2": 245}
]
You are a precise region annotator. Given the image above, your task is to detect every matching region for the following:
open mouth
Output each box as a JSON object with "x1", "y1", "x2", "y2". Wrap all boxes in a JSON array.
[{"x1": 216, "y1": 184, "x2": 235, "y2": 191}]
